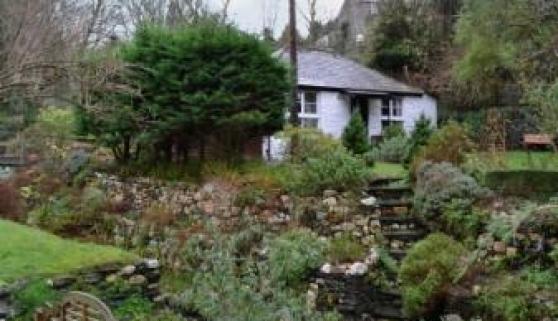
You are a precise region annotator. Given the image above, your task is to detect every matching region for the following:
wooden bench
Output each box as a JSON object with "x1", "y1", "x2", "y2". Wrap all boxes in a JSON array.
[
  {"x1": 34, "y1": 292, "x2": 116, "y2": 321},
  {"x1": 523, "y1": 134, "x2": 556, "y2": 151}
]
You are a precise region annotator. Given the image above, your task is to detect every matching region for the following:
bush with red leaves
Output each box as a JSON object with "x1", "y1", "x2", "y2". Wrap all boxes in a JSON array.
[{"x1": 0, "y1": 182, "x2": 23, "y2": 220}]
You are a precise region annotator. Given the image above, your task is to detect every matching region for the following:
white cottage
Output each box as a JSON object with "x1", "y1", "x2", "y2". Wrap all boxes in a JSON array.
[{"x1": 264, "y1": 49, "x2": 437, "y2": 161}]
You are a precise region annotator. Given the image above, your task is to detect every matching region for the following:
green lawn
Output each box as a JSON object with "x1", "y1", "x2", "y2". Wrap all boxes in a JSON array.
[
  {"x1": 502, "y1": 151, "x2": 558, "y2": 170},
  {"x1": 0, "y1": 220, "x2": 136, "y2": 284},
  {"x1": 476, "y1": 151, "x2": 558, "y2": 170},
  {"x1": 372, "y1": 162, "x2": 407, "y2": 178}
]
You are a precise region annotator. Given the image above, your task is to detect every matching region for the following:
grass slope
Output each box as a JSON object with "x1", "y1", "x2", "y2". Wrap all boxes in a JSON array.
[
  {"x1": 0, "y1": 220, "x2": 136, "y2": 284},
  {"x1": 372, "y1": 162, "x2": 407, "y2": 178}
]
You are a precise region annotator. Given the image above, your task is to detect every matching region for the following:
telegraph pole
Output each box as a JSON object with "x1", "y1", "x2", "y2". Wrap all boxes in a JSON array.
[{"x1": 288, "y1": 0, "x2": 300, "y2": 126}]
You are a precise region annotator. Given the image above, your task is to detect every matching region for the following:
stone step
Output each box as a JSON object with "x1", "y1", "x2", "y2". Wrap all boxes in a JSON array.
[
  {"x1": 382, "y1": 230, "x2": 426, "y2": 241},
  {"x1": 368, "y1": 186, "x2": 413, "y2": 199},
  {"x1": 369, "y1": 177, "x2": 406, "y2": 188},
  {"x1": 377, "y1": 199, "x2": 413, "y2": 208},
  {"x1": 371, "y1": 305, "x2": 406, "y2": 320},
  {"x1": 389, "y1": 249, "x2": 408, "y2": 261},
  {"x1": 378, "y1": 215, "x2": 419, "y2": 224}
]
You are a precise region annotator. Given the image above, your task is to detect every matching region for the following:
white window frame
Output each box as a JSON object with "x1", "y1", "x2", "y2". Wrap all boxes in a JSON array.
[
  {"x1": 298, "y1": 91, "x2": 319, "y2": 129},
  {"x1": 380, "y1": 97, "x2": 404, "y2": 120},
  {"x1": 380, "y1": 97, "x2": 404, "y2": 132}
]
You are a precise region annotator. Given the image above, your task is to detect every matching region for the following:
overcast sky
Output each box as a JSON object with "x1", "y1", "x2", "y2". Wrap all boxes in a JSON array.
[{"x1": 208, "y1": 0, "x2": 345, "y2": 36}]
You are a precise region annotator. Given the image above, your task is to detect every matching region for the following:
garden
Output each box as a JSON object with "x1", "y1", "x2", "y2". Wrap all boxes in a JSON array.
[{"x1": 1, "y1": 1, "x2": 558, "y2": 321}]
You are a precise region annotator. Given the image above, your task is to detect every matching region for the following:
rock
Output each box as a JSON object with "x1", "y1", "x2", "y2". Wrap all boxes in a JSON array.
[
  {"x1": 50, "y1": 276, "x2": 77, "y2": 289},
  {"x1": 346, "y1": 262, "x2": 368, "y2": 275},
  {"x1": 0, "y1": 288, "x2": 9, "y2": 300},
  {"x1": 342, "y1": 222, "x2": 356, "y2": 232},
  {"x1": 0, "y1": 301, "x2": 9, "y2": 319},
  {"x1": 506, "y1": 247, "x2": 518, "y2": 257},
  {"x1": 493, "y1": 241, "x2": 506, "y2": 254},
  {"x1": 360, "y1": 197, "x2": 377, "y2": 207},
  {"x1": 129, "y1": 275, "x2": 147, "y2": 285},
  {"x1": 473, "y1": 285, "x2": 482, "y2": 296},
  {"x1": 323, "y1": 197, "x2": 337, "y2": 207},
  {"x1": 84, "y1": 272, "x2": 103, "y2": 284},
  {"x1": 365, "y1": 248, "x2": 380, "y2": 266},
  {"x1": 106, "y1": 274, "x2": 119, "y2": 283},
  {"x1": 316, "y1": 212, "x2": 327, "y2": 221},
  {"x1": 323, "y1": 190, "x2": 338, "y2": 198},
  {"x1": 144, "y1": 259, "x2": 160, "y2": 269},
  {"x1": 320, "y1": 263, "x2": 334, "y2": 274},
  {"x1": 120, "y1": 265, "x2": 136, "y2": 276},
  {"x1": 442, "y1": 314, "x2": 464, "y2": 321},
  {"x1": 477, "y1": 233, "x2": 494, "y2": 250}
]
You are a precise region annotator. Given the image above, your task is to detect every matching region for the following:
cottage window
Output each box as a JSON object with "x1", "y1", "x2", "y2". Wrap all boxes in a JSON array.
[
  {"x1": 392, "y1": 98, "x2": 403, "y2": 117},
  {"x1": 380, "y1": 97, "x2": 404, "y2": 134},
  {"x1": 381, "y1": 98, "x2": 390, "y2": 117},
  {"x1": 303, "y1": 92, "x2": 317, "y2": 114},
  {"x1": 381, "y1": 98, "x2": 403, "y2": 117},
  {"x1": 298, "y1": 91, "x2": 319, "y2": 128}
]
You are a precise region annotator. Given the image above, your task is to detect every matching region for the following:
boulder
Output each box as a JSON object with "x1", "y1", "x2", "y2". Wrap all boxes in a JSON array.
[
  {"x1": 323, "y1": 197, "x2": 337, "y2": 207},
  {"x1": 346, "y1": 262, "x2": 368, "y2": 275},
  {"x1": 360, "y1": 196, "x2": 377, "y2": 207},
  {"x1": 128, "y1": 275, "x2": 147, "y2": 285},
  {"x1": 493, "y1": 241, "x2": 507, "y2": 254}
]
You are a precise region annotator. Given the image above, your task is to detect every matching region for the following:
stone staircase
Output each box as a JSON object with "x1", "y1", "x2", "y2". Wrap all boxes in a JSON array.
[
  {"x1": 313, "y1": 178, "x2": 430, "y2": 321},
  {"x1": 367, "y1": 179, "x2": 426, "y2": 262}
]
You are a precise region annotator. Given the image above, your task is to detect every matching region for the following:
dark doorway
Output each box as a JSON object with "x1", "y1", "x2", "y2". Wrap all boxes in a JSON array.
[{"x1": 351, "y1": 96, "x2": 369, "y2": 133}]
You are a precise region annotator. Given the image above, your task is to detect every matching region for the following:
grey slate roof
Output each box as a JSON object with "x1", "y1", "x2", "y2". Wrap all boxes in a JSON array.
[{"x1": 277, "y1": 49, "x2": 424, "y2": 95}]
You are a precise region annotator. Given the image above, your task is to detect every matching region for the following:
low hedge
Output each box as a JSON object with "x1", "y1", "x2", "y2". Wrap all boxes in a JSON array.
[{"x1": 484, "y1": 170, "x2": 558, "y2": 198}]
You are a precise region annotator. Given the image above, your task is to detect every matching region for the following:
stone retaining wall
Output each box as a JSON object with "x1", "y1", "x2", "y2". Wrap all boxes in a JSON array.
[{"x1": 0, "y1": 259, "x2": 160, "y2": 320}]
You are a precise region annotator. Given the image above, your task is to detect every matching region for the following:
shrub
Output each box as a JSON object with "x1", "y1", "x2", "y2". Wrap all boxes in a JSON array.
[
  {"x1": 0, "y1": 182, "x2": 23, "y2": 220},
  {"x1": 284, "y1": 148, "x2": 371, "y2": 196},
  {"x1": 383, "y1": 124, "x2": 406, "y2": 140},
  {"x1": 551, "y1": 245, "x2": 558, "y2": 265},
  {"x1": 281, "y1": 127, "x2": 342, "y2": 163},
  {"x1": 327, "y1": 233, "x2": 366, "y2": 264},
  {"x1": 411, "y1": 121, "x2": 475, "y2": 177},
  {"x1": 475, "y1": 271, "x2": 556, "y2": 321},
  {"x1": 113, "y1": 295, "x2": 155, "y2": 321},
  {"x1": 368, "y1": 135, "x2": 410, "y2": 163},
  {"x1": 281, "y1": 129, "x2": 371, "y2": 195},
  {"x1": 404, "y1": 115, "x2": 433, "y2": 165},
  {"x1": 342, "y1": 113, "x2": 370, "y2": 155},
  {"x1": 399, "y1": 233, "x2": 468, "y2": 318},
  {"x1": 267, "y1": 229, "x2": 327, "y2": 287},
  {"x1": 486, "y1": 203, "x2": 536, "y2": 242},
  {"x1": 414, "y1": 162, "x2": 490, "y2": 221},
  {"x1": 233, "y1": 186, "x2": 265, "y2": 208},
  {"x1": 178, "y1": 227, "x2": 340, "y2": 321},
  {"x1": 484, "y1": 170, "x2": 558, "y2": 198},
  {"x1": 141, "y1": 203, "x2": 176, "y2": 227},
  {"x1": 441, "y1": 199, "x2": 488, "y2": 242},
  {"x1": 13, "y1": 279, "x2": 62, "y2": 320}
]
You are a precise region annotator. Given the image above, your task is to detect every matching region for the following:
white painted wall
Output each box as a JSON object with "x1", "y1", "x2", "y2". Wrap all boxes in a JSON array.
[
  {"x1": 401, "y1": 94, "x2": 438, "y2": 134},
  {"x1": 368, "y1": 98, "x2": 382, "y2": 137},
  {"x1": 262, "y1": 91, "x2": 438, "y2": 161},
  {"x1": 317, "y1": 91, "x2": 351, "y2": 139}
]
